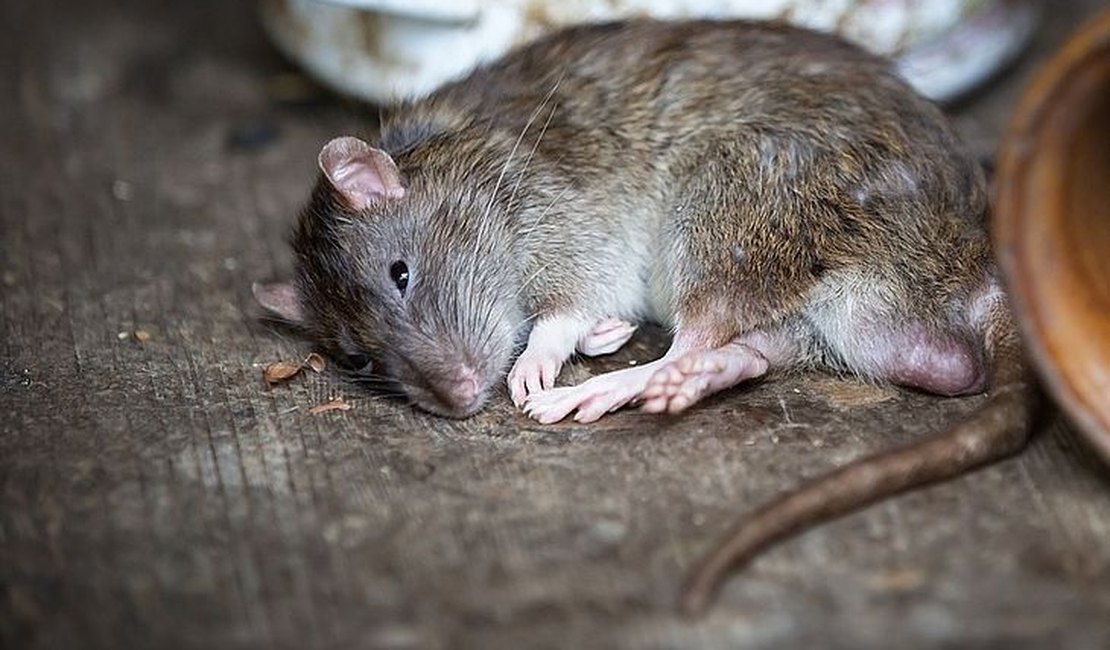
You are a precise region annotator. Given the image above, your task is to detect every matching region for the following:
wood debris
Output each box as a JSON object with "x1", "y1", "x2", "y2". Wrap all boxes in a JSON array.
[
  {"x1": 263, "y1": 361, "x2": 303, "y2": 385},
  {"x1": 263, "y1": 353, "x2": 327, "y2": 386},
  {"x1": 309, "y1": 397, "x2": 351, "y2": 415},
  {"x1": 304, "y1": 353, "x2": 326, "y2": 373},
  {"x1": 868, "y1": 568, "x2": 926, "y2": 592}
]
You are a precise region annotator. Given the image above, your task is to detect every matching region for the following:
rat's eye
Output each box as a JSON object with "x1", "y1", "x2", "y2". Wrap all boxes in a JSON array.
[
  {"x1": 348, "y1": 352, "x2": 373, "y2": 372},
  {"x1": 389, "y1": 261, "x2": 409, "y2": 296}
]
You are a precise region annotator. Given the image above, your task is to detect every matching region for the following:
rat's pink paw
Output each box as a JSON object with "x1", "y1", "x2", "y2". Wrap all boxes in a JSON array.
[
  {"x1": 577, "y1": 318, "x2": 637, "y2": 357},
  {"x1": 640, "y1": 358, "x2": 717, "y2": 414},
  {"x1": 523, "y1": 368, "x2": 652, "y2": 424},
  {"x1": 521, "y1": 385, "x2": 587, "y2": 424},
  {"x1": 641, "y1": 345, "x2": 769, "y2": 414},
  {"x1": 508, "y1": 349, "x2": 564, "y2": 407}
]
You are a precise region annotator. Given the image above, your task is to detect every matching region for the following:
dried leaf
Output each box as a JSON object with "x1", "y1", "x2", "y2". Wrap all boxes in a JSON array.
[
  {"x1": 309, "y1": 397, "x2": 351, "y2": 415},
  {"x1": 304, "y1": 353, "x2": 326, "y2": 373},
  {"x1": 264, "y1": 361, "x2": 303, "y2": 385},
  {"x1": 263, "y1": 353, "x2": 327, "y2": 386}
]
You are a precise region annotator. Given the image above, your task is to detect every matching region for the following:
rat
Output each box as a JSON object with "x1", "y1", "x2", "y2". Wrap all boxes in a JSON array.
[{"x1": 253, "y1": 19, "x2": 1039, "y2": 616}]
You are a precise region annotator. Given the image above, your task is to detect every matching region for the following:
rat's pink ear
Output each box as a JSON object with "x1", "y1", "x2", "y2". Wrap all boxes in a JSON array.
[
  {"x1": 252, "y1": 281, "x2": 304, "y2": 323},
  {"x1": 318, "y1": 136, "x2": 405, "y2": 210}
]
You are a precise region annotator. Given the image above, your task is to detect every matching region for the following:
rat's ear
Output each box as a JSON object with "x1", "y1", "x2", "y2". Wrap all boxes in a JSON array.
[
  {"x1": 318, "y1": 136, "x2": 405, "y2": 210},
  {"x1": 252, "y1": 281, "x2": 304, "y2": 323}
]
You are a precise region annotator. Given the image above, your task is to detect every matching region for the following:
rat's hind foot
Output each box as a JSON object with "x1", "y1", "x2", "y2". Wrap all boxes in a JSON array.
[
  {"x1": 577, "y1": 318, "x2": 637, "y2": 357},
  {"x1": 641, "y1": 343, "x2": 770, "y2": 414},
  {"x1": 522, "y1": 326, "x2": 750, "y2": 423}
]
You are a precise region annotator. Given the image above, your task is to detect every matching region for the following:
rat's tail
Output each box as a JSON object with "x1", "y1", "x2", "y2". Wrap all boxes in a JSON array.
[{"x1": 678, "y1": 299, "x2": 1040, "y2": 617}]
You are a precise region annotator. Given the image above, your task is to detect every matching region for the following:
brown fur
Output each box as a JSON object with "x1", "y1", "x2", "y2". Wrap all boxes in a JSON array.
[{"x1": 272, "y1": 19, "x2": 1038, "y2": 614}]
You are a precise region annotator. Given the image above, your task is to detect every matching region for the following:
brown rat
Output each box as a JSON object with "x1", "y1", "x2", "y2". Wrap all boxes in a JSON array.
[{"x1": 254, "y1": 19, "x2": 1039, "y2": 615}]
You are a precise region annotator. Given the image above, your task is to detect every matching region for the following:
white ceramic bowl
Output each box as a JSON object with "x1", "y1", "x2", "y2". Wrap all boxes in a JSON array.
[{"x1": 259, "y1": 0, "x2": 1038, "y2": 103}]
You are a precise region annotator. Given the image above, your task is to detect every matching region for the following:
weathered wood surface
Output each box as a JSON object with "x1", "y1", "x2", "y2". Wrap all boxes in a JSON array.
[{"x1": 2, "y1": 1, "x2": 1109, "y2": 648}]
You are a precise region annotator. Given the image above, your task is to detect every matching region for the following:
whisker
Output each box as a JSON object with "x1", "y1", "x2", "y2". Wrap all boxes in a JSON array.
[
  {"x1": 345, "y1": 370, "x2": 407, "y2": 393},
  {"x1": 474, "y1": 75, "x2": 565, "y2": 259},
  {"x1": 517, "y1": 182, "x2": 573, "y2": 249},
  {"x1": 514, "y1": 311, "x2": 541, "y2": 333},
  {"x1": 513, "y1": 261, "x2": 554, "y2": 301},
  {"x1": 347, "y1": 374, "x2": 393, "y2": 385},
  {"x1": 507, "y1": 100, "x2": 559, "y2": 209},
  {"x1": 347, "y1": 391, "x2": 401, "y2": 402}
]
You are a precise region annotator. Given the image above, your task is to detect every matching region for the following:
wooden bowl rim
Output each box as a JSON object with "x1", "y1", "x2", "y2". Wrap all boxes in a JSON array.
[{"x1": 994, "y1": 8, "x2": 1110, "y2": 463}]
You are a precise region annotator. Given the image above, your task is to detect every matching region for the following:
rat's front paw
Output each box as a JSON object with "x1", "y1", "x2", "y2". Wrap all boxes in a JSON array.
[
  {"x1": 508, "y1": 350, "x2": 564, "y2": 407},
  {"x1": 577, "y1": 318, "x2": 637, "y2": 357},
  {"x1": 521, "y1": 385, "x2": 583, "y2": 424}
]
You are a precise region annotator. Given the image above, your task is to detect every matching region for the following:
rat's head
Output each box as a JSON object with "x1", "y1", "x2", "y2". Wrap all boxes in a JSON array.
[{"x1": 255, "y1": 136, "x2": 525, "y2": 418}]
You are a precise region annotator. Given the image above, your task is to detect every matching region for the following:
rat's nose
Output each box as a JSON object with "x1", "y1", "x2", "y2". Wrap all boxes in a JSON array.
[
  {"x1": 450, "y1": 373, "x2": 480, "y2": 406},
  {"x1": 433, "y1": 364, "x2": 483, "y2": 416}
]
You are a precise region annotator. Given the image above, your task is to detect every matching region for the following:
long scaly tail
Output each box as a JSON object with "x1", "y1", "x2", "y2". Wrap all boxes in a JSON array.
[{"x1": 679, "y1": 300, "x2": 1040, "y2": 617}]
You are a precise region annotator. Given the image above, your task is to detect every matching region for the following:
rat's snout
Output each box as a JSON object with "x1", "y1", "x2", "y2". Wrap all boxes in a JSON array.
[
  {"x1": 406, "y1": 360, "x2": 489, "y2": 418},
  {"x1": 437, "y1": 365, "x2": 482, "y2": 413},
  {"x1": 387, "y1": 291, "x2": 521, "y2": 418}
]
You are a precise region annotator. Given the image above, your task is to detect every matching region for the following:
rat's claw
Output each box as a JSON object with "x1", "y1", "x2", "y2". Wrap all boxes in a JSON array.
[
  {"x1": 577, "y1": 318, "x2": 638, "y2": 357},
  {"x1": 508, "y1": 364, "x2": 525, "y2": 406},
  {"x1": 523, "y1": 386, "x2": 583, "y2": 424}
]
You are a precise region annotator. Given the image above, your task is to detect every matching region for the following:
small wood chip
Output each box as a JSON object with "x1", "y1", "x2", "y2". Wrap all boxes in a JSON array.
[
  {"x1": 133, "y1": 329, "x2": 152, "y2": 343},
  {"x1": 263, "y1": 353, "x2": 327, "y2": 386},
  {"x1": 304, "y1": 353, "x2": 326, "y2": 373},
  {"x1": 309, "y1": 397, "x2": 351, "y2": 415},
  {"x1": 263, "y1": 361, "x2": 303, "y2": 385},
  {"x1": 868, "y1": 568, "x2": 926, "y2": 592}
]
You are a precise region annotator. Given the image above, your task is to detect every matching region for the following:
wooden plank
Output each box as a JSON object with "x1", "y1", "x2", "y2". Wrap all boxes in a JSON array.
[{"x1": 1, "y1": 1, "x2": 1109, "y2": 649}]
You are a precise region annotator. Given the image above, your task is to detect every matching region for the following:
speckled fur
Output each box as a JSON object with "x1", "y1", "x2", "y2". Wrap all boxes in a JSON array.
[
  {"x1": 278, "y1": 18, "x2": 1039, "y2": 615},
  {"x1": 291, "y1": 20, "x2": 996, "y2": 409}
]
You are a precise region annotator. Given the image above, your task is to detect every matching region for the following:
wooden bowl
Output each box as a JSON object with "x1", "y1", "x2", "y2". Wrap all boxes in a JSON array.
[{"x1": 994, "y1": 9, "x2": 1110, "y2": 463}]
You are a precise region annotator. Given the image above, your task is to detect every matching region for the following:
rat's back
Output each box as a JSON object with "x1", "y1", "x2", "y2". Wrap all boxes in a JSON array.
[
  {"x1": 426, "y1": 20, "x2": 964, "y2": 170},
  {"x1": 410, "y1": 19, "x2": 985, "y2": 240}
]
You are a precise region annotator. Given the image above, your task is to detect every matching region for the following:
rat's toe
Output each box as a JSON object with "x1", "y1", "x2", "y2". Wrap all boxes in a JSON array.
[
  {"x1": 523, "y1": 386, "x2": 582, "y2": 423},
  {"x1": 509, "y1": 350, "x2": 566, "y2": 407},
  {"x1": 578, "y1": 319, "x2": 638, "y2": 357}
]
